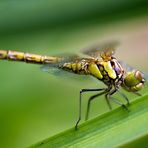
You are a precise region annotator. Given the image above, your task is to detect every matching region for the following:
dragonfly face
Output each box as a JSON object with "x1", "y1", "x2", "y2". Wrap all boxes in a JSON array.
[{"x1": 122, "y1": 70, "x2": 145, "y2": 92}]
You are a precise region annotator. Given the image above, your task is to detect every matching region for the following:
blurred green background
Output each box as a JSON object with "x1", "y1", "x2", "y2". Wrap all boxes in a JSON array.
[{"x1": 0, "y1": 0, "x2": 148, "y2": 148}]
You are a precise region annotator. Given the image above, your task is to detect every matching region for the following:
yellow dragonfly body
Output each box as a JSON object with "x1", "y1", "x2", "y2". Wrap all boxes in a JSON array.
[{"x1": 0, "y1": 42, "x2": 145, "y2": 129}]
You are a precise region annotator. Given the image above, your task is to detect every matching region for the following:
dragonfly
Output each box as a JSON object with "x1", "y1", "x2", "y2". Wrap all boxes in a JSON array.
[{"x1": 0, "y1": 41, "x2": 145, "y2": 130}]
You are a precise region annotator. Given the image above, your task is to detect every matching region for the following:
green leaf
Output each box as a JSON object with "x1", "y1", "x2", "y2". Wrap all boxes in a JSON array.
[{"x1": 29, "y1": 93, "x2": 148, "y2": 148}]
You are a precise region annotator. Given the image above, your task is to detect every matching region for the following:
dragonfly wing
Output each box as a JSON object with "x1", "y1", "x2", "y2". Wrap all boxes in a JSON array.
[
  {"x1": 81, "y1": 40, "x2": 119, "y2": 58},
  {"x1": 51, "y1": 53, "x2": 81, "y2": 64},
  {"x1": 41, "y1": 64, "x2": 61, "y2": 76},
  {"x1": 41, "y1": 63, "x2": 94, "y2": 82},
  {"x1": 119, "y1": 61, "x2": 134, "y2": 72},
  {"x1": 41, "y1": 53, "x2": 82, "y2": 76},
  {"x1": 41, "y1": 64, "x2": 76, "y2": 78}
]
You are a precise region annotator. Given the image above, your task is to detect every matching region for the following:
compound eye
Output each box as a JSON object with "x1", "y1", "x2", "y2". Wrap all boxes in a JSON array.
[{"x1": 135, "y1": 71, "x2": 144, "y2": 82}]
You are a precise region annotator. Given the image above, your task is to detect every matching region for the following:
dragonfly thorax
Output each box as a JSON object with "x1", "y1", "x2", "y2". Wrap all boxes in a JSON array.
[
  {"x1": 61, "y1": 57, "x2": 125, "y2": 87},
  {"x1": 94, "y1": 57, "x2": 124, "y2": 86}
]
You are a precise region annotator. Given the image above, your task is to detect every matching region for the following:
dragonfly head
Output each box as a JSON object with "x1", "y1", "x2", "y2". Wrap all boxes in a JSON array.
[{"x1": 123, "y1": 70, "x2": 145, "y2": 92}]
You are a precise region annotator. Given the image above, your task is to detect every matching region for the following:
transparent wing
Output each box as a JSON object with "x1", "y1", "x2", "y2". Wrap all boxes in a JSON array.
[
  {"x1": 81, "y1": 40, "x2": 119, "y2": 58},
  {"x1": 40, "y1": 53, "x2": 81, "y2": 76},
  {"x1": 41, "y1": 62, "x2": 93, "y2": 82},
  {"x1": 119, "y1": 61, "x2": 134, "y2": 73},
  {"x1": 41, "y1": 64, "x2": 73, "y2": 78},
  {"x1": 55, "y1": 53, "x2": 80, "y2": 61},
  {"x1": 40, "y1": 53, "x2": 96, "y2": 83}
]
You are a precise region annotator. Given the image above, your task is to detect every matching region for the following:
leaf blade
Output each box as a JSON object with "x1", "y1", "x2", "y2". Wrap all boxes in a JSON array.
[{"x1": 29, "y1": 93, "x2": 148, "y2": 148}]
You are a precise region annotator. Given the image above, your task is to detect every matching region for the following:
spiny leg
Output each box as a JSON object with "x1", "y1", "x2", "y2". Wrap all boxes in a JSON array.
[
  {"x1": 105, "y1": 94, "x2": 112, "y2": 110},
  {"x1": 106, "y1": 88, "x2": 129, "y2": 111},
  {"x1": 109, "y1": 96, "x2": 129, "y2": 112},
  {"x1": 106, "y1": 88, "x2": 129, "y2": 112},
  {"x1": 104, "y1": 87, "x2": 117, "y2": 111},
  {"x1": 85, "y1": 90, "x2": 107, "y2": 121},
  {"x1": 117, "y1": 90, "x2": 130, "y2": 105},
  {"x1": 75, "y1": 88, "x2": 106, "y2": 130},
  {"x1": 133, "y1": 92, "x2": 142, "y2": 96},
  {"x1": 117, "y1": 90, "x2": 142, "y2": 108}
]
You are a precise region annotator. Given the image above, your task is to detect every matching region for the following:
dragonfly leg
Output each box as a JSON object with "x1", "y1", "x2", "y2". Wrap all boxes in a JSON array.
[
  {"x1": 110, "y1": 96, "x2": 130, "y2": 112},
  {"x1": 117, "y1": 90, "x2": 130, "y2": 105},
  {"x1": 105, "y1": 94, "x2": 112, "y2": 110},
  {"x1": 85, "y1": 89, "x2": 107, "y2": 121},
  {"x1": 105, "y1": 87, "x2": 117, "y2": 110},
  {"x1": 106, "y1": 88, "x2": 129, "y2": 112},
  {"x1": 133, "y1": 92, "x2": 142, "y2": 96},
  {"x1": 75, "y1": 88, "x2": 106, "y2": 130}
]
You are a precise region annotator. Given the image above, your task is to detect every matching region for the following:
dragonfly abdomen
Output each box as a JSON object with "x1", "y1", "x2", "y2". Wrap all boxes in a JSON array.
[{"x1": 0, "y1": 50, "x2": 59, "y2": 64}]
